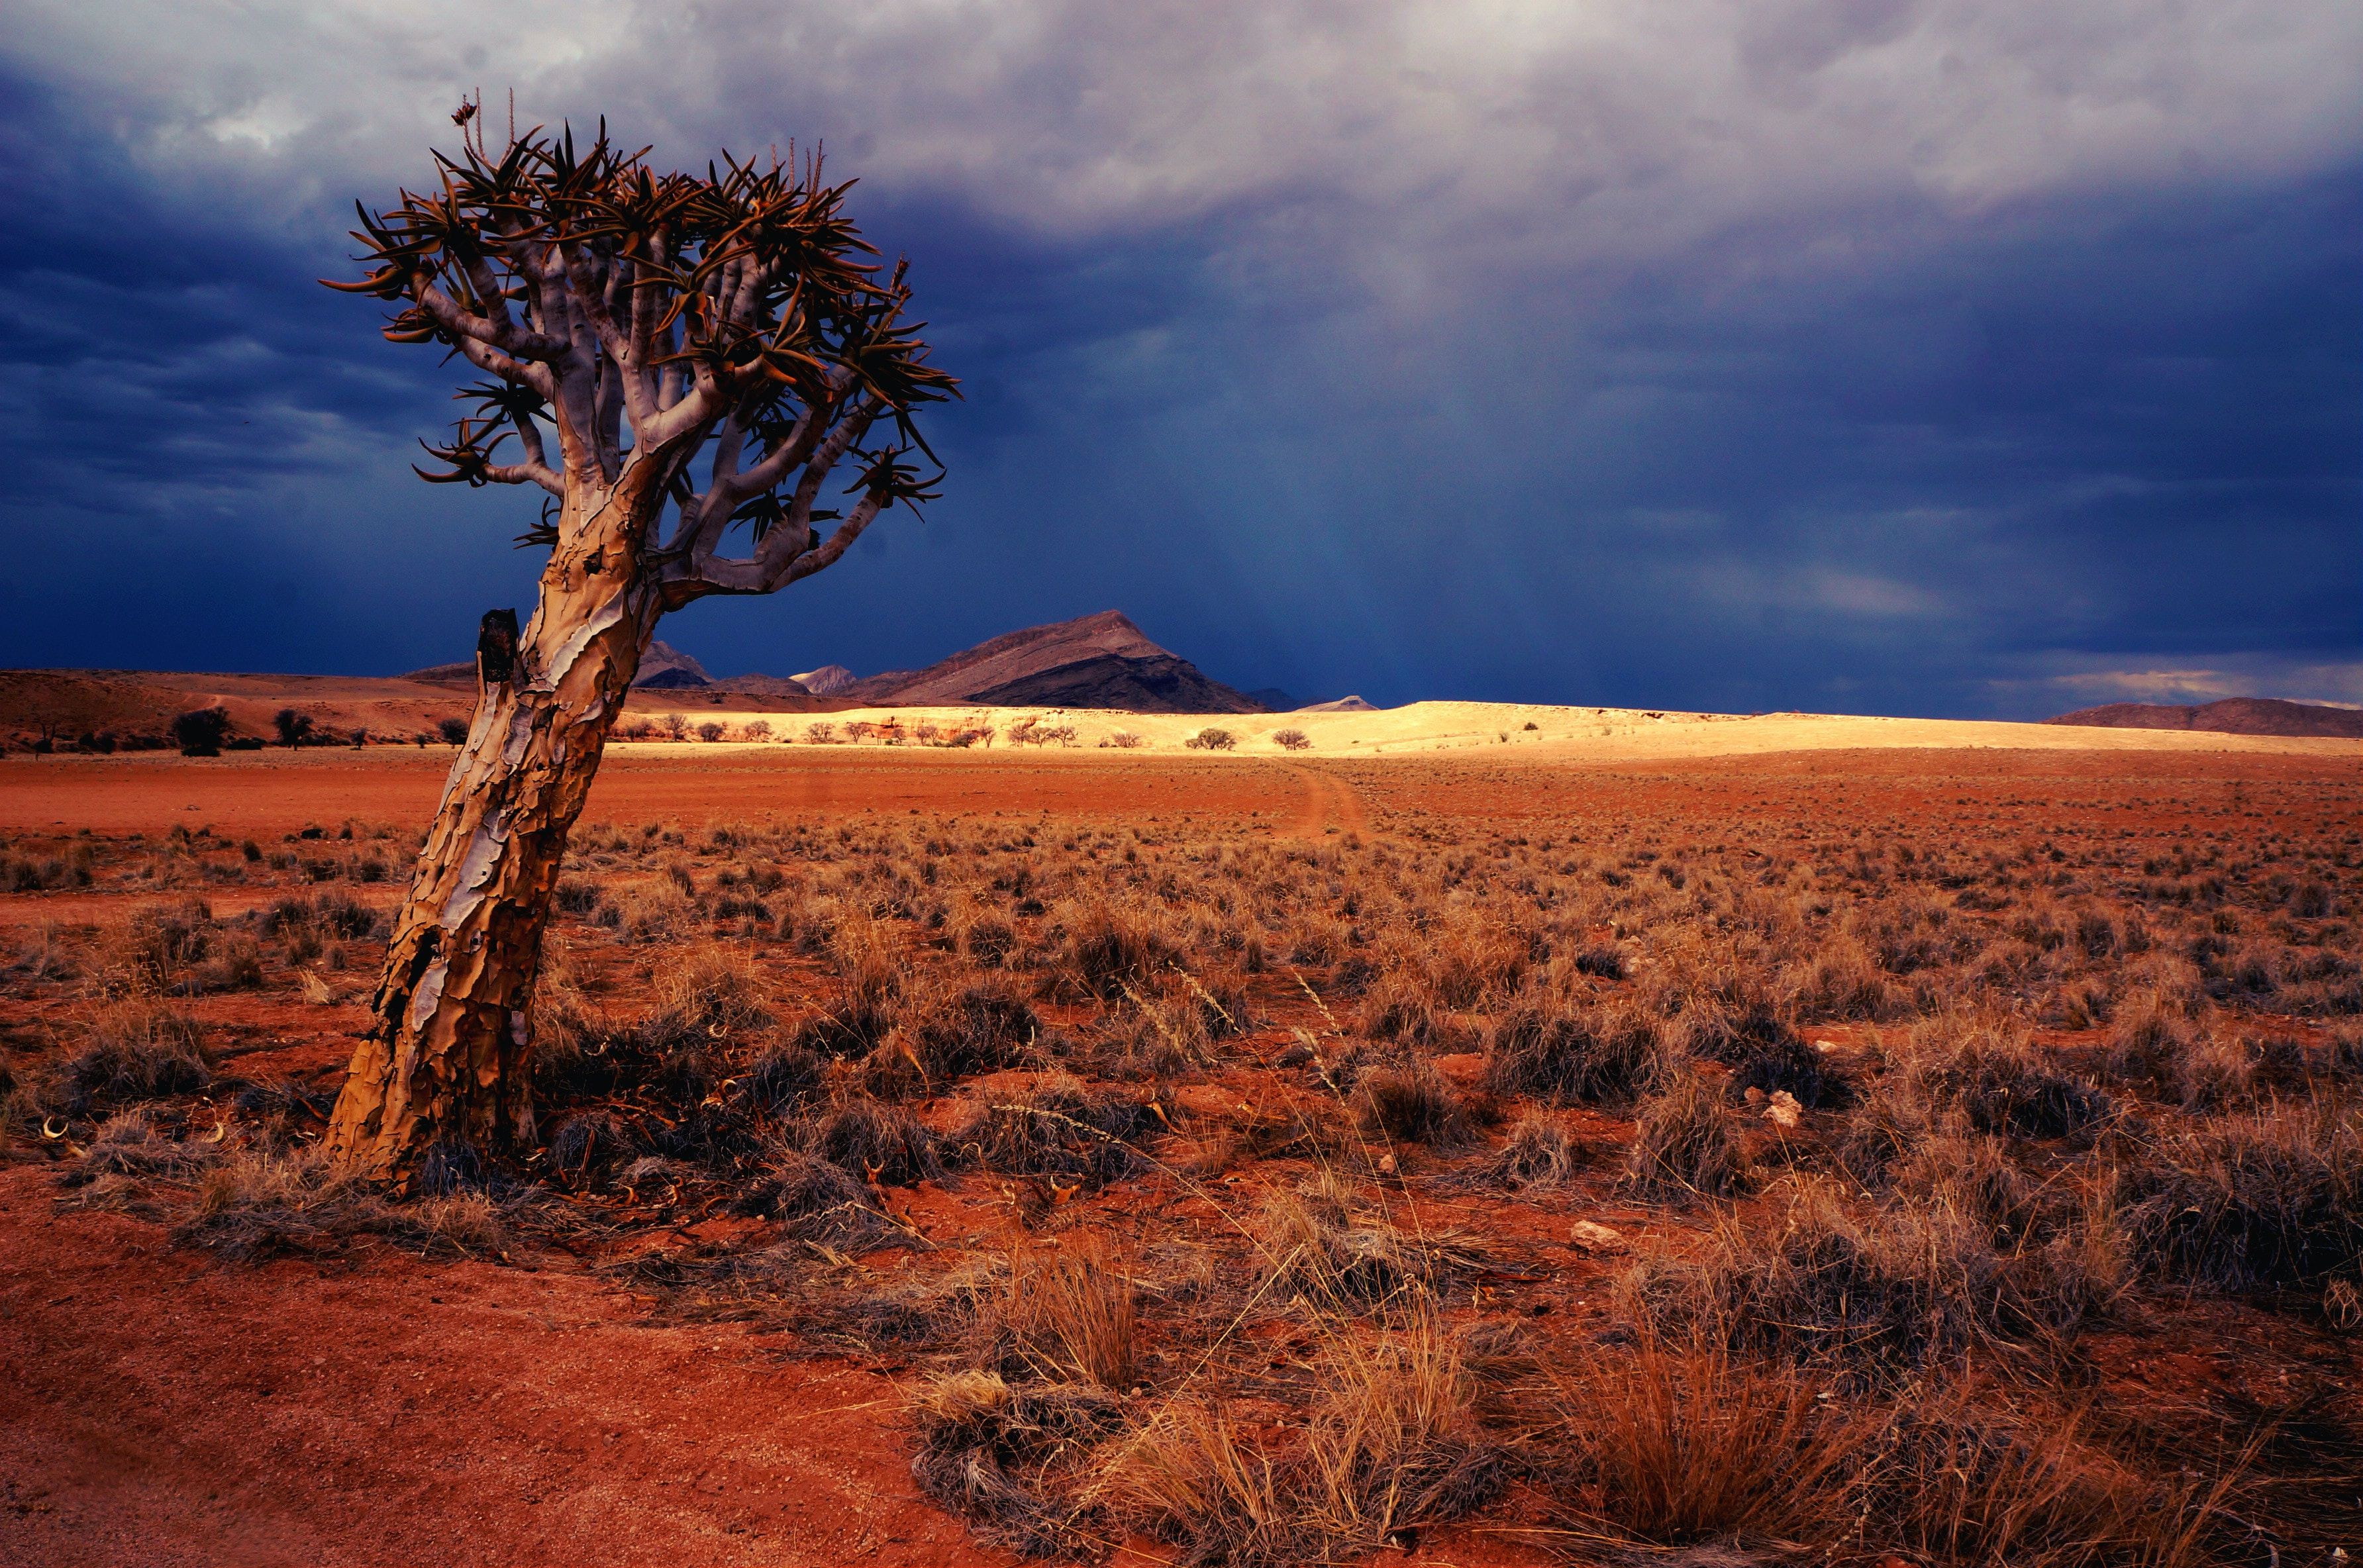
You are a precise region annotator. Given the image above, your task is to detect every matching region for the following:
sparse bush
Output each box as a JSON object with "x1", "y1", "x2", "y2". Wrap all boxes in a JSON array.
[
  {"x1": 1629, "y1": 1177, "x2": 2119, "y2": 1370},
  {"x1": 1491, "y1": 1108, "x2": 1589, "y2": 1189},
  {"x1": 2117, "y1": 1102, "x2": 2363, "y2": 1293},
  {"x1": 1272, "y1": 728, "x2": 1310, "y2": 752},
  {"x1": 172, "y1": 707, "x2": 232, "y2": 757},
  {"x1": 44, "y1": 1001, "x2": 211, "y2": 1120},
  {"x1": 1905, "y1": 1013, "x2": 2114, "y2": 1142},
  {"x1": 801, "y1": 1099, "x2": 940, "y2": 1186},
  {"x1": 1352, "y1": 1062, "x2": 1476, "y2": 1147},
  {"x1": 1485, "y1": 997, "x2": 1664, "y2": 1107},
  {"x1": 1624, "y1": 1071, "x2": 1752, "y2": 1202},
  {"x1": 1183, "y1": 728, "x2": 1236, "y2": 752}
]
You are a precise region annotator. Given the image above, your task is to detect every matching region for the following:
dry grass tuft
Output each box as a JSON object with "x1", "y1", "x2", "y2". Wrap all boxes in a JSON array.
[
  {"x1": 1623, "y1": 1070, "x2": 1753, "y2": 1203},
  {"x1": 1483, "y1": 996, "x2": 1664, "y2": 1108}
]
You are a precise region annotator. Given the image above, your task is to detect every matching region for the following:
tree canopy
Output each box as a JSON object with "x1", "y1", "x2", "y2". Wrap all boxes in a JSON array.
[{"x1": 328, "y1": 115, "x2": 957, "y2": 605}]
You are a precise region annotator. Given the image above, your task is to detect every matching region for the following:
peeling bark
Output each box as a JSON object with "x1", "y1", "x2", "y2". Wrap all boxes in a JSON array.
[{"x1": 325, "y1": 482, "x2": 661, "y2": 1184}]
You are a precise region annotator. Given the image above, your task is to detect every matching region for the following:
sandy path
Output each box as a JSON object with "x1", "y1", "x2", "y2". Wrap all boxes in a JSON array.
[
  {"x1": 1269, "y1": 762, "x2": 1366, "y2": 838},
  {"x1": 0, "y1": 1165, "x2": 997, "y2": 1568}
]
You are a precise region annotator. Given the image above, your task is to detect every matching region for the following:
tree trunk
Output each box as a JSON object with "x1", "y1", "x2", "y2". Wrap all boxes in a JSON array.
[{"x1": 327, "y1": 481, "x2": 664, "y2": 1184}]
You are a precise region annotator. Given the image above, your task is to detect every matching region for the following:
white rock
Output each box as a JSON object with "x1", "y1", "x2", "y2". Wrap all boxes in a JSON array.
[{"x1": 1568, "y1": 1220, "x2": 1629, "y2": 1255}]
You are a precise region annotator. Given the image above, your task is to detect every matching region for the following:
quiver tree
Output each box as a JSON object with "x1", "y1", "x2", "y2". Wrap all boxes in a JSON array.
[{"x1": 320, "y1": 115, "x2": 954, "y2": 1184}]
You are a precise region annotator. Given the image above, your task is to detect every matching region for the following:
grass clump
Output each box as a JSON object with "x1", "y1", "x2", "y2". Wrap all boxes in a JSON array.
[
  {"x1": 2117, "y1": 1101, "x2": 2363, "y2": 1293},
  {"x1": 1627, "y1": 1178, "x2": 2120, "y2": 1373},
  {"x1": 1483, "y1": 997, "x2": 1663, "y2": 1108},
  {"x1": 1623, "y1": 1071, "x2": 1752, "y2": 1203},
  {"x1": 1906, "y1": 1013, "x2": 2115, "y2": 1142}
]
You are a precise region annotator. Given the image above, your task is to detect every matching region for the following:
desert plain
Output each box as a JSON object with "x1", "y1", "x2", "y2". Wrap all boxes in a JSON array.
[{"x1": 1, "y1": 705, "x2": 2357, "y2": 1566}]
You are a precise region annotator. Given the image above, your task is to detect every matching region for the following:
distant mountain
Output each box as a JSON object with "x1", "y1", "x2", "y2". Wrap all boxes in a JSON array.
[
  {"x1": 1297, "y1": 695, "x2": 1378, "y2": 712},
  {"x1": 836, "y1": 611, "x2": 1268, "y2": 713},
  {"x1": 399, "y1": 638, "x2": 711, "y2": 689},
  {"x1": 632, "y1": 641, "x2": 711, "y2": 689},
  {"x1": 2045, "y1": 697, "x2": 2363, "y2": 738},
  {"x1": 711, "y1": 673, "x2": 813, "y2": 700},
  {"x1": 1246, "y1": 687, "x2": 1299, "y2": 711},
  {"x1": 791, "y1": 664, "x2": 857, "y2": 697}
]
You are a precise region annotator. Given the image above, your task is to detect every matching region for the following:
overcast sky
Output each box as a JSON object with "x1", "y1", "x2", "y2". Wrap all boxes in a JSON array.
[{"x1": 2, "y1": 1, "x2": 2356, "y2": 715}]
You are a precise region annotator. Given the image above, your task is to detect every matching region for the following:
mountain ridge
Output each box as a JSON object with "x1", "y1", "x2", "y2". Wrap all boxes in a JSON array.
[
  {"x1": 835, "y1": 611, "x2": 1267, "y2": 712},
  {"x1": 2044, "y1": 697, "x2": 2363, "y2": 738}
]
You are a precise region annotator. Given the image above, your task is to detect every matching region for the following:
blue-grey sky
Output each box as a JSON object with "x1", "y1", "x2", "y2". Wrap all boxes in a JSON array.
[{"x1": 2, "y1": 1, "x2": 2356, "y2": 716}]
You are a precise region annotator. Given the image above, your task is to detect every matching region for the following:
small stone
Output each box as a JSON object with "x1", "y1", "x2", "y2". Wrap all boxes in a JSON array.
[
  {"x1": 1568, "y1": 1220, "x2": 1629, "y2": 1255},
  {"x1": 1742, "y1": 1086, "x2": 1768, "y2": 1107},
  {"x1": 1766, "y1": 1091, "x2": 1803, "y2": 1129},
  {"x1": 1377, "y1": 1151, "x2": 1399, "y2": 1175}
]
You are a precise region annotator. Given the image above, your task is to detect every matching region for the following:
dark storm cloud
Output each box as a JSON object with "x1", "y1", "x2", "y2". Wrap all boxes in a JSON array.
[{"x1": 0, "y1": 2, "x2": 2356, "y2": 712}]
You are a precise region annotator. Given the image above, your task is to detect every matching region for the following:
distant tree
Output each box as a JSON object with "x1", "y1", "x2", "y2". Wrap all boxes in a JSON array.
[
  {"x1": 742, "y1": 718, "x2": 773, "y2": 741},
  {"x1": 695, "y1": 720, "x2": 727, "y2": 742},
  {"x1": 274, "y1": 708, "x2": 317, "y2": 748},
  {"x1": 437, "y1": 717, "x2": 471, "y2": 746},
  {"x1": 803, "y1": 721, "x2": 837, "y2": 744},
  {"x1": 1272, "y1": 727, "x2": 1311, "y2": 752},
  {"x1": 172, "y1": 709, "x2": 232, "y2": 758},
  {"x1": 317, "y1": 110, "x2": 955, "y2": 1183},
  {"x1": 1185, "y1": 727, "x2": 1237, "y2": 752},
  {"x1": 660, "y1": 711, "x2": 691, "y2": 742}
]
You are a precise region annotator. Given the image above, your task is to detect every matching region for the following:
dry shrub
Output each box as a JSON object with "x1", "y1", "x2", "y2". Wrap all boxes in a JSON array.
[
  {"x1": 1546, "y1": 1335, "x2": 1860, "y2": 1544},
  {"x1": 1097, "y1": 1308, "x2": 1499, "y2": 1567},
  {"x1": 1052, "y1": 902, "x2": 1183, "y2": 1001},
  {"x1": 1351, "y1": 1062, "x2": 1475, "y2": 1147},
  {"x1": 1253, "y1": 1175, "x2": 1482, "y2": 1310},
  {"x1": 909, "y1": 1371, "x2": 1123, "y2": 1557},
  {"x1": 654, "y1": 942, "x2": 775, "y2": 1037},
  {"x1": 1790, "y1": 931, "x2": 1905, "y2": 1022},
  {"x1": 1835, "y1": 1083, "x2": 1931, "y2": 1189},
  {"x1": 1185, "y1": 1099, "x2": 1341, "y2": 1177},
  {"x1": 952, "y1": 905, "x2": 1016, "y2": 967},
  {"x1": 1906, "y1": 1012, "x2": 2115, "y2": 1142},
  {"x1": 801, "y1": 1098, "x2": 940, "y2": 1186},
  {"x1": 986, "y1": 1244, "x2": 1138, "y2": 1389},
  {"x1": 1357, "y1": 967, "x2": 1461, "y2": 1049},
  {"x1": 948, "y1": 1075, "x2": 1166, "y2": 1189},
  {"x1": 548, "y1": 1110, "x2": 636, "y2": 1186},
  {"x1": 1483, "y1": 996, "x2": 1664, "y2": 1108},
  {"x1": 1627, "y1": 1177, "x2": 2120, "y2": 1372},
  {"x1": 615, "y1": 883, "x2": 699, "y2": 943},
  {"x1": 727, "y1": 1148, "x2": 887, "y2": 1243},
  {"x1": 907, "y1": 983, "x2": 1041, "y2": 1081},
  {"x1": 174, "y1": 1144, "x2": 504, "y2": 1261},
  {"x1": 1490, "y1": 1108, "x2": 1589, "y2": 1190},
  {"x1": 1865, "y1": 1389, "x2": 2238, "y2": 1568},
  {"x1": 57, "y1": 1109, "x2": 217, "y2": 1209},
  {"x1": 1623, "y1": 1071, "x2": 1752, "y2": 1203},
  {"x1": 1550, "y1": 1340, "x2": 2235, "y2": 1567},
  {"x1": 1089, "y1": 986, "x2": 1213, "y2": 1079},
  {"x1": 2117, "y1": 1101, "x2": 2363, "y2": 1293},
  {"x1": 44, "y1": 1001, "x2": 211, "y2": 1120},
  {"x1": 1423, "y1": 924, "x2": 1529, "y2": 1010}
]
